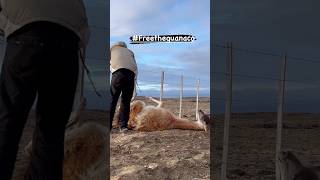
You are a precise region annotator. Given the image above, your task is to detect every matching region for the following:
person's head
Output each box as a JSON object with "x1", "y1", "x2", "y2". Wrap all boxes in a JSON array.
[{"x1": 111, "y1": 41, "x2": 127, "y2": 49}]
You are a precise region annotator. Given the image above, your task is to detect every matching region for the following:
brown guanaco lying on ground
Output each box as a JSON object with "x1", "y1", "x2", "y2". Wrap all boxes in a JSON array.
[{"x1": 113, "y1": 97, "x2": 209, "y2": 132}]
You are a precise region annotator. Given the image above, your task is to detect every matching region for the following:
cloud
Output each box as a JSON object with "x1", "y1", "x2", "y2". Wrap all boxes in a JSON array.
[
  {"x1": 110, "y1": 0, "x2": 169, "y2": 37},
  {"x1": 213, "y1": 0, "x2": 320, "y2": 112},
  {"x1": 110, "y1": 0, "x2": 210, "y2": 97},
  {"x1": 133, "y1": 45, "x2": 210, "y2": 88},
  {"x1": 110, "y1": 0, "x2": 209, "y2": 38}
]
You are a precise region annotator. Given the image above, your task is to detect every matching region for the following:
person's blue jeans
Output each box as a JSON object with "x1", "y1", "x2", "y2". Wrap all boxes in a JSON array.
[{"x1": 0, "y1": 22, "x2": 79, "y2": 180}]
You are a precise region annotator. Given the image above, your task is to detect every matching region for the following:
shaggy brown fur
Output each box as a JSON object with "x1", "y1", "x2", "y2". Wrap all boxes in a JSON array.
[
  {"x1": 25, "y1": 122, "x2": 107, "y2": 180},
  {"x1": 63, "y1": 122, "x2": 107, "y2": 180},
  {"x1": 113, "y1": 97, "x2": 208, "y2": 131}
]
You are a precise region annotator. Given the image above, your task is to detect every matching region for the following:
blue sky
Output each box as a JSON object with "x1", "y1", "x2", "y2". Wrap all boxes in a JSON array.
[{"x1": 110, "y1": 0, "x2": 210, "y2": 98}]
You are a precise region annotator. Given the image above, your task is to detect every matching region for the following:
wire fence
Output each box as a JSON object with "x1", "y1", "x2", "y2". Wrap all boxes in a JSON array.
[
  {"x1": 213, "y1": 43, "x2": 320, "y2": 113},
  {"x1": 134, "y1": 70, "x2": 209, "y2": 119},
  {"x1": 214, "y1": 42, "x2": 320, "y2": 180}
]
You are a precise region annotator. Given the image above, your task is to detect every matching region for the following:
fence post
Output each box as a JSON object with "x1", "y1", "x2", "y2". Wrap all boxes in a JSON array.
[
  {"x1": 221, "y1": 42, "x2": 233, "y2": 180},
  {"x1": 196, "y1": 79, "x2": 200, "y2": 119},
  {"x1": 276, "y1": 53, "x2": 287, "y2": 180},
  {"x1": 160, "y1": 71, "x2": 164, "y2": 101},
  {"x1": 179, "y1": 75, "x2": 184, "y2": 118}
]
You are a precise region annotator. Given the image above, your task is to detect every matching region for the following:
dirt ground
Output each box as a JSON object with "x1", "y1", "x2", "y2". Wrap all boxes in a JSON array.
[
  {"x1": 212, "y1": 113, "x2": 320, "y2": 180},
  {"x1": 12, "y1": 97, "x2": 210, "y2": 180},
  {"x1": 110, "y1": 97, "x2": 210, "y2": 180}
]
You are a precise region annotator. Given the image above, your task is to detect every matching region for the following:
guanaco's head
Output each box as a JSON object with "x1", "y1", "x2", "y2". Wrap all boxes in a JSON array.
[
  {"x1": 126, "y1": 100, "x2": 145, "y2": 128},
  {"x1": 197, "y1": 109, "x2": 211, "y2": 132},
  {"x1": 279, "y1": 151, "x2": 302, "y2": 167},
  {"x1": 279, "y1": 151, "x2": 306, "y2": 180},
  {"x1": 130, "y1": 100, "x2": 145, "y2": 114},
  {"x1": 198, "y1": 109, "x2": 211, "y2": 125}
]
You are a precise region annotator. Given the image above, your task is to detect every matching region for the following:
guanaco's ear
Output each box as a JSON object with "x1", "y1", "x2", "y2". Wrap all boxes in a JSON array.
[
  {"x1": 130, "y1": 101, "x2": 144, "y2": 114},
  {"x1": 198, "y1": 109, "x2": 205, "y2": 116},
  {"x1": 131, "y1": 103, "x2": 138, "y2": 113},
  {"x1": 282, "y1": 150, "x2": 296, "y2": 159}
]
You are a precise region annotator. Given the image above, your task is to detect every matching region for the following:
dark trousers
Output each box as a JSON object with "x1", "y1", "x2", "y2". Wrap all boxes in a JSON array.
[
  {"x1": 0, "y1": 22, "x2": 79, "y2": 180},
  {"x1": 110, "y1": 68, "x2": 135, "y2": 129}
]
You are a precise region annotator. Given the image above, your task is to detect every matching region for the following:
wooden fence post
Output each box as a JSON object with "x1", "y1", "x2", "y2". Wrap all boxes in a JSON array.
[
  {"x1": 196, "y1": 79, "x2": 200, "y2": 119},
  {"x1": 179, "y1": 75, "x2": 184, "y2": 118},
  {"x1": 160, "y1": 71, "x2": 164, "y2": 101},
  {"x1": 276, "y1": 53, "x2": 287, "y2": 180},
  {"x1": 221, "y1": 42, "x2": 233, "y2": 180}
]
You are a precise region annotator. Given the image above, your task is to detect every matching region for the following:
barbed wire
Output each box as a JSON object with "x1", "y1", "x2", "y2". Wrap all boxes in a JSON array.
[
  {"x1": 212, "y1": 97, "x2": 320, "y2": 107},
  {"x1": 214, "y1": 43, "x2": 320, "y2": 64},
  {"x1": 214, "y1": 44, "x2": 281, "y2": 58},
  {"x1": 213, "y1": 71, "x2": 320, "y2": 86},
  {"x1": 137, "y1": 79, "x2": 209, "y2": 88},
  {"x1": 214, "y1": 43, "x2": 320, "y2": 110}
]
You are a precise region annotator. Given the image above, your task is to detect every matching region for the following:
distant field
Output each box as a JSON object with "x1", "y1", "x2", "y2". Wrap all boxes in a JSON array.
[{"x1": 212, "y1": 113, "x2": 320, "y2": 180}]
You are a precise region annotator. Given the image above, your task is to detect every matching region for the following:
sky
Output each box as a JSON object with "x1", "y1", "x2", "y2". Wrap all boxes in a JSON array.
[
  {"x1": 110, "y1": 0, "x2": 210, "y2": 99},
  {"x1": 213, "y1": 0, "x2": 320, "y2": 113}
]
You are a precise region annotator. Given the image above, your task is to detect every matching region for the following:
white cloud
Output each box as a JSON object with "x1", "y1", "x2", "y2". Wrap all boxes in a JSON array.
[
  {"x1": 110, "y1": 0, "x2": 210, "y2": 96},
  {"x1": 110, "y1": 0, "x2": 171, "y2": 37},
  {"x1": 110, "y1": 0, "x2": 209, "y2": 37}
]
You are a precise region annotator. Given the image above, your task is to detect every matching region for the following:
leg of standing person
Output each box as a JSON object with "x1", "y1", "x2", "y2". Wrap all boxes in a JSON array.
[
  {"x1": 0, "y1": 33, "x2": 39, "y2": 180},
  {"x1": 119, "y1": 70, "x2": 135, "y2": 129},
  {"x1": 24, "y1": 23, "x2": 79, "y2": 180},
  {"x1": 109, "y1": 71, "x2": 122, "y2": 130}
]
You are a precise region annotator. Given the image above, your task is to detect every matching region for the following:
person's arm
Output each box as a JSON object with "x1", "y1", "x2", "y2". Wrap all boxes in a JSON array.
[
  {"x1": 131, "y1": 53, "x2": 138, "y2": 101},
  {"x1": 132, "y1": 52, "x2": 138, "y2": 76},
  {"x1": 109, "y1": 57, "x2": 116, "y2": 73}
]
